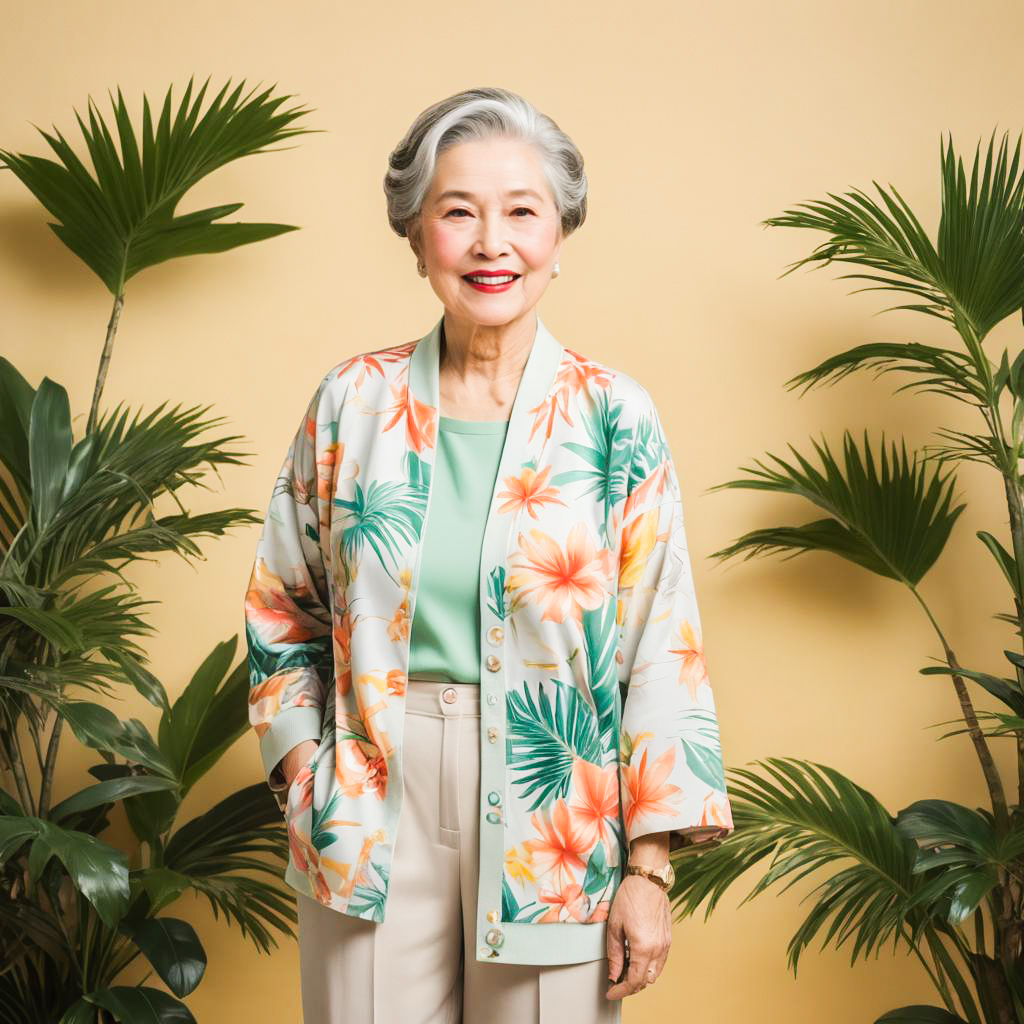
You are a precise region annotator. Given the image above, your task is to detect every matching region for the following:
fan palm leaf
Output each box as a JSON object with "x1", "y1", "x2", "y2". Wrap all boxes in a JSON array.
[
  {"x1": 671, "y1": 758, "x2": 978, "y2": 1019},
  {"x1": 707, "y1": 429, "x2": 965, "y2": 586},
  {"x1": 0, "y1": 75, "x2": 317, "y2": 295},
  {"x1": 762, "y1": 129, "x2": 1024, "y2": 342}
]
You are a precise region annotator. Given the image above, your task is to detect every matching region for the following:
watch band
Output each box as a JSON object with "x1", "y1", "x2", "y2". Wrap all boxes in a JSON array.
[{"x1": 624, "y1": 863, "x2": 671, "y2": 891}]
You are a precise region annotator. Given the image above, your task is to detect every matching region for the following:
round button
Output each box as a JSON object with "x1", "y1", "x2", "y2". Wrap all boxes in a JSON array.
[
  {"x1": 485, "y1": 655, "x2": 501, "y2": 672},
  {"x1": 487, "y1": 726, "x2": 498, "y2": 743},
  {"x1": 485, "y1": 927, "x2": 504, "y2": 948},
  {"x1": 487, "y1": 791, "x2": 501, "y2": 805},
  {"x1": 486, "y1": 694, "x2": 497, "y2": 706},
  {"x1": 486, "y1": 909, "x2": 499, "y2": 923},
  {"x1": 487, "y1": 625, "x2": 504, "y2": 646},
  {"x1": 441, "y1": 687, "x2": 457, "y2": 704},
  {"x1": 478, "y1": 946, "x2": 494, "y2": 958}
]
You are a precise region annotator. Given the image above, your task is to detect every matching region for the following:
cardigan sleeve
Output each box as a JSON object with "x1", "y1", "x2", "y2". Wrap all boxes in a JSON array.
[
  {"x1": 614, "y1": 397, "x2": 735, "y2": 854},
  {"x1": 243, "y1": 380, "x2": 333, "y2": 802}
]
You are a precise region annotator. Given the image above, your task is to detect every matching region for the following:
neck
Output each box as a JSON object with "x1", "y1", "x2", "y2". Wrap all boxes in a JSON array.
[{"x1": 439, "y1": 310, "x2": 537, "y2": 385}]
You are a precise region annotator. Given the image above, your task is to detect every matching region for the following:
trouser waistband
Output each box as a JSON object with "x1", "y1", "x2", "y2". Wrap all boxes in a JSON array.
[{"x1": 406, "y1": 676, "x2": 481, "y2": 717}]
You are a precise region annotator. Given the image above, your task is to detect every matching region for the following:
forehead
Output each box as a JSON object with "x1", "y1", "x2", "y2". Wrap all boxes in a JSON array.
[{"x1": 429, "y1": 138, "x2": 550, "y2": 201}]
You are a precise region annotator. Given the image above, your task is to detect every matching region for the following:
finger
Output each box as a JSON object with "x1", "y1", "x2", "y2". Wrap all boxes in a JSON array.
[
  {"x1": 606, "y1": 924, "x2": 625, "y2": 985},
  {"x1": 626, "y1": 947, "x2": 655, "y2": 995}
]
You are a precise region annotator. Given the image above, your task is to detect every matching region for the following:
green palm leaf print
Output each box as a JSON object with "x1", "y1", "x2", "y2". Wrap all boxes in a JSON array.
[
  {"x1": 679, "y1": 707, "x2": 727, "y2": 792},
  {"x1": 506, "y1": 678, "x2": 602, "y2": 811},
  {"x1": 550, "y1": 389, "x2": 631, "y2": 544},
  {"x1": 581, "y1": 599, "x2": 620, "y2": 750},
  {"x1": 333, "y1": 464, "x2": 428, "y2": 586}
]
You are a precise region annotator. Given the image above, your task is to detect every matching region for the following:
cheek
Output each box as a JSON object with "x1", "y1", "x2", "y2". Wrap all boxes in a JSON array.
[
  {"x1": 520, "y1": 224, "x2": 561, "y2": 271},
  {"x1": 423, "y1": 225, "x2": 465, "y2": 270}
]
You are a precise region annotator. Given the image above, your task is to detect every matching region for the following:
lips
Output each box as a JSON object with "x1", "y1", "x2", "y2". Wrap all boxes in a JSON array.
[{"x1": 462, "y1": 272, "x2": 521, "y2": 281}]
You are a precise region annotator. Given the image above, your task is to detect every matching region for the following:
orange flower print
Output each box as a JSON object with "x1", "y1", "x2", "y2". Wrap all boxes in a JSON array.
[
  {"x1": 496, "y1": 464, "x2": 566, "y2": 518},
  {"x1": 568, "y1": 758, "x2": 619, "y2": 851},
  {"x1": 381, "y1": 381, "x2": 437, "y2": 453},
  {"x1": 669, "y1": 619, "x2": 708, "y2": 698},
  {"x1": 387, "y1": 568, "x2": 414, "y2": 642},
  {"x1": 699, "y1": 788, "x2": 735, "y2": 831},
  {"x1": 620, "y1": 462, "x2": 668, "y2": 523},
  {"x1": 332, "y1": 341, "x2": 414, "y2": 392},
  {"x1": 335, "y1": 738, "x2": 389, "y2": 800},
  {"x1": 522, "y1": 798, "x2": 590, "y2": 888},
  {"x1": 508, "y1": 522, "x2": 611, "y2": 623},
  {"x1": 538, "y1": 881, "x2": 589, "y2": 922},
  {"x1": 621, "y1": 745, "x2": 682, "y2": 833},
  {"x1": 618, "y1": 507, "x2": 660, "y2": 590},
  {"x1": 245, "y1": 559, "x2": 326, "y2": 646},
  {"x1": 527, "y1": 348, "x2": 614, "y2": 441}
]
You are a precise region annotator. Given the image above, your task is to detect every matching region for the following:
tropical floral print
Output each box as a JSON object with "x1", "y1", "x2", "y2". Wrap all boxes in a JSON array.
[{"x1": 244, "y1": 312, "x2": 735, "y2": 964}]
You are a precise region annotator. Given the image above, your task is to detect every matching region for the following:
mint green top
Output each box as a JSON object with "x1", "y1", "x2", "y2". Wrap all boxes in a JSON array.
[{"x1": 409, "y1": 414, "x2": 510, "y2": 683}]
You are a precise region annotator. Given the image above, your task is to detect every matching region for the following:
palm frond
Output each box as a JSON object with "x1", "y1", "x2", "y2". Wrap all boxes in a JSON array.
[
  {"x1": 0, "y1": 75, "x2": 318, "y2": 294},
  {"x1": 708, "y1": 430, "x2": 965, "y2": 585},
  {"x1": 671, "y1": 758, "x2": 939, "y2": 975},
  {"x1": 762, "y1": 129, "x2": 1024, "y2": 341},
  {"x1": 783, "y1": 341, "x2": 986, "y2": 408}
]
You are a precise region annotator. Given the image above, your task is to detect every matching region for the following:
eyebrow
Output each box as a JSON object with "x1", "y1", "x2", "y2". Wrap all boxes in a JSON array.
[{"x1": 434, "y1": 188, "x2": 544, "y2": 203}]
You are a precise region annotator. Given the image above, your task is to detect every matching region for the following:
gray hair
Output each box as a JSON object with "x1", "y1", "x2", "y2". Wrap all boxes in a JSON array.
[{"x1": 383, "y1": 86, "x2": 587, "y2": 240}]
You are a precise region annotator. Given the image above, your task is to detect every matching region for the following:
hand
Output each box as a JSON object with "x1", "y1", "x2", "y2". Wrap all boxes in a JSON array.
[
  {"x1": 280, "y1": 739, "x2": 319, "y2": 787},
  {"x1": 605, "y1": 873, "x2": 672, "y2": 1000}
]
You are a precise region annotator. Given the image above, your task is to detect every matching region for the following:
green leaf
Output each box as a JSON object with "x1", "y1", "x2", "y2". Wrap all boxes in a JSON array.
[
  {"x1": 29, "y1": 377, "x2": 72, "y2": 534},
  {"x1": 117, "y1": 916, "x2": 206, "y2": 997},
  {"x1": 48, "y1": 774, "x2": 180, "y2": 822},
  {"x1": 671, "y1": 757, "x2": 935, "y2": 979},
  {"x1": 761, "y1": 129, "x2": 1024, "y2": 341},
  {"x1": 875, "y1": 1007, "x2": 969, "y2": 1023},
  {"x1": 0, "y1": 816, "x2": 131, "y2": 928},
  {"x1": 919, "y1": 664, "x2": 1024, "y2": 716},
  {"x1": 83, "y1": 985, "x2": 195, "y2": 1023},
  {"x1": 707, "y1": 430, "x2": 965, "y2": 586},
  {"x1": 0, "y1": 76, "x2": 317, "y2": 294}
]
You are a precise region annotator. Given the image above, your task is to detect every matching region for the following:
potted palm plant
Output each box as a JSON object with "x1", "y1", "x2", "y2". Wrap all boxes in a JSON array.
[
  {"x1": 0, "y1": 76, "x2": 318, "y2": 1023},
  {"x1": 670, "y1": 130, "x2": 1024, "y2": 1024}
]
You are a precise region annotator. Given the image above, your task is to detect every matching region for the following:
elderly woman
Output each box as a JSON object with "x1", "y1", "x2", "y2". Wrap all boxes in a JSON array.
[{"x1": 244, "y1": 86, "x2": 735, "y2": 1024}]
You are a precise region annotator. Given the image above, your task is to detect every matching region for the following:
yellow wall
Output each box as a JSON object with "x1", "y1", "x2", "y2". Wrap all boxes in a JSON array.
[{"x1": 1, "y1": 0, "x2": 1019, "y2": 1020}]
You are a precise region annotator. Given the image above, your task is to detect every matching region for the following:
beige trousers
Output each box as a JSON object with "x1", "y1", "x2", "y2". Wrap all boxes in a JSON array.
[{"x1": 297, "y1": 678, "x2": 621, "y2": 1024}]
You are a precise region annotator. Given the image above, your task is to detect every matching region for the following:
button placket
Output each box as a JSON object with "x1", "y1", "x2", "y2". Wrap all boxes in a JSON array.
[{"x1": 478, "y1": 616, "x2": 506, "y2": 958}]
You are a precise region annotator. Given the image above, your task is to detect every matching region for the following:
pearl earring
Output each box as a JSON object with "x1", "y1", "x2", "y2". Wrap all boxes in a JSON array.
[{"x1": 552, "y1": 261, "x2": 560, "y2": 278}]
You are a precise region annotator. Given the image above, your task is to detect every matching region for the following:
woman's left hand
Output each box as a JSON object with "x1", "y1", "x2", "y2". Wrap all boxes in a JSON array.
[{"x1": 605, "y1": 874, "x2": 673, "y2": 1000}]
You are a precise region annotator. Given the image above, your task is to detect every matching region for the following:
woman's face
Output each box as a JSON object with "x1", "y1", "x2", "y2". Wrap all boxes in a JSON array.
[{"x1": 410, "y1": 136, "x2": 563, "y2": 330}]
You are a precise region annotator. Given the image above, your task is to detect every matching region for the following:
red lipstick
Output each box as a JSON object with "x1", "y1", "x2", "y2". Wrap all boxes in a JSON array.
[{"x1": 462, "y1": 269, "x2": 521, "y2": 293}]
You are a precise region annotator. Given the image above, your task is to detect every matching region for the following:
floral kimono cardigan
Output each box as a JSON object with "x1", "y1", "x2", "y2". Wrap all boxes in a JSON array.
[{"x1": 244, "y1": 311, "x2": 735, "y2": 965}]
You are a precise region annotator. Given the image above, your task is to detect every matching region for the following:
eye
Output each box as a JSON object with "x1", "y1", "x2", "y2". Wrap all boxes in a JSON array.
[
  {"x1": 445, "y1": 208, "x2": 470, "y2": 218},
  {"x1": 512, "y1": 207, "x2": 535, "y2": 217}
]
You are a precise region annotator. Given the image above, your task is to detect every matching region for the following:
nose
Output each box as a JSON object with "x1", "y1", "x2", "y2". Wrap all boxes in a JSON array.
[{"x1": 474, "y1": 211, "x2": 508, "y2": 257}]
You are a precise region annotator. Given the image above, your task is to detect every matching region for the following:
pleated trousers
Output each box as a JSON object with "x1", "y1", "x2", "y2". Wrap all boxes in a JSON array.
[{"x1": 296, "y1": 677, "x2": 622, "y2": 1024}]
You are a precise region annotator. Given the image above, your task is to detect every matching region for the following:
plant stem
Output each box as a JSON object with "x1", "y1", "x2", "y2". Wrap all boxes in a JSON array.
[
  {"x1": 908, "y1": 585, "x2": 1011, "y2": 833},
  {"x1": 87, "y1": 292, "x2": 124, "y2": 437}
]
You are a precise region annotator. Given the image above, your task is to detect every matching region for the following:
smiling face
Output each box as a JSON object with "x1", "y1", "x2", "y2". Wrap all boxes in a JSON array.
[{"x1": 408, "y1": 136, "x2": 563, "y2": 329}]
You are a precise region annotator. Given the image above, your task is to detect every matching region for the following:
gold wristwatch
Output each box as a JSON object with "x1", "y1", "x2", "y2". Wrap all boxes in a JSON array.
[{"x1": 624, "y1": 860, "x2": 675, "y2": 891}]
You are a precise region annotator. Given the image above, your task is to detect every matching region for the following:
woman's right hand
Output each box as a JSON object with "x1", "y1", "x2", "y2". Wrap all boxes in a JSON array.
[{"x1": 280, "y1": 738, "x2": 319, "y2": 787}]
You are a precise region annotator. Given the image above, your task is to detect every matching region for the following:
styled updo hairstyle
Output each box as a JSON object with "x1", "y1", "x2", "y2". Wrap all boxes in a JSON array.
[{"x1": 383, "y1": 87, "x2": 588, "y2": 243}]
